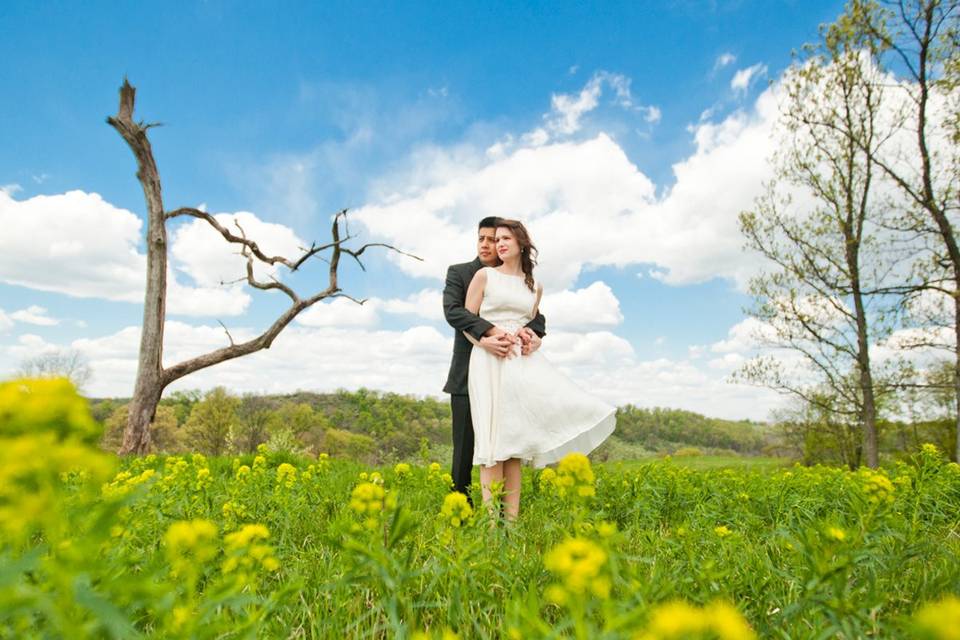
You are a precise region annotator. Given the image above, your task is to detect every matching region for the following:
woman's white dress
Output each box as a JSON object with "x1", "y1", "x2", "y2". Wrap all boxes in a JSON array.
[{"x1": 468, "y1": 267, "x2": 616, "y2": 468}]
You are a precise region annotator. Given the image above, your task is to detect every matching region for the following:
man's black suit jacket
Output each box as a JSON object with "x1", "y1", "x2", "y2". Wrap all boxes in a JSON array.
[{"x1": 442, "y1": 258, "x2": 546, "y2": 394}]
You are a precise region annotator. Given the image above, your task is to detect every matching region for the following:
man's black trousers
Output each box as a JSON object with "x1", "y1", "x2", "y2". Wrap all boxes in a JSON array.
[{"x1": 450, "y1": 394, "x2": 474, "y2": 502}]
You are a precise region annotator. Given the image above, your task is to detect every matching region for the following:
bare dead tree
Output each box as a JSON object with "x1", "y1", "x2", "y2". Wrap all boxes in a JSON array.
[
  {"x1": 107, "y1": 79, "x2": 418, "y2": 455},
  {"x1": 17, "y1": 348, "x2": 93, "y2": 392}
]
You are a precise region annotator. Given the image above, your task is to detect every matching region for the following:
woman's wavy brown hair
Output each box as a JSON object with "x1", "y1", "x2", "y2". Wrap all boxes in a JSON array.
[{"x1": 497, "y1": 219, "x2": 538, "y2": 292}]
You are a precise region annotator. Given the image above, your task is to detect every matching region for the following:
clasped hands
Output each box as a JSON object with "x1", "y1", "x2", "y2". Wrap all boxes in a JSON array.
[{"x1": 479, "y1": 327, "x2": 541, "y2": 359}]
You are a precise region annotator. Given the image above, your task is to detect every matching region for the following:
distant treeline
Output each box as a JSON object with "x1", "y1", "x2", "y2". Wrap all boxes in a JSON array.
[
  {"x1": 612, "y1": 405, "x2": 769, "y2": 454},
  {"x1": 90, "y1": 388, "x2": 774, "y2": 463}
]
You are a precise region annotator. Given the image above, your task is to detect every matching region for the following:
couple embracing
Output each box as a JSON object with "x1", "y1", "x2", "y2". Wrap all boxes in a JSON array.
[{"x1": 442, "y1": 217, "x2": 616, "y2": 520}]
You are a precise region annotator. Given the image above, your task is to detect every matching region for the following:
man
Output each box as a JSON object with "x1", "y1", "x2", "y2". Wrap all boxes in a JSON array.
[{"x1": 442, "y1": 216, "x2": 546, "y2": 503}]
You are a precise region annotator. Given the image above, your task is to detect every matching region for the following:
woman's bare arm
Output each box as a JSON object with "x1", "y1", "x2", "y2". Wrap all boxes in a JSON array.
[{"x1": 462, "y1": 269, "x2": 487, "y2": 346}]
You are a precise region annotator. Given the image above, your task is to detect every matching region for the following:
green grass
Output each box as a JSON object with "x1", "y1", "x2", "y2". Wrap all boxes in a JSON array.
[
  {"x1": 617, "y1": 454, "x2": 793, "y2": 471},
  {"x1": 10, "y1": 445, "x2": 960, "y2": 639}
]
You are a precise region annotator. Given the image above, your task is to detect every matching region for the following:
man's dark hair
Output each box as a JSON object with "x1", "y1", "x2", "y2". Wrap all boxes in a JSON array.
[{"x1": 478, "y1": 216, "x2": 502, "y2": 230}]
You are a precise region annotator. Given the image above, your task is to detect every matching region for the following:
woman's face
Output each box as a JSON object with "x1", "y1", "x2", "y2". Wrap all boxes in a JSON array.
[{"x1": 496, "y1": 227, "x2": 521, "y2": 261}]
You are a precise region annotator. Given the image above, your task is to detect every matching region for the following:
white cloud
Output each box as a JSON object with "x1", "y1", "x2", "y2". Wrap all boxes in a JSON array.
[
  {"x1": 714, "y1": 53, "x2": 737, "y2": 70},
  {"x1": 0, "y1": 190, "x2": 320, "y2": 316},
  {"x1": 710, "y1": 317, "x2": 776, "y2": 354},
  {"x1": 547, "y1": 75, "x2": 604, "y2": 135},
  {"x1": 0, "y1": 311, "x2": 794, "y2": 420},
  {"x1": 0, "y1": 309, "x2": 13, "y2": 333},
  {"x1": 380, "y1": 289, "x2": 445, "y2": 322},
  {"x1": 10, "y1": 305, "x2": 58, "y2": 326},
  {"x1": 296, "y1": 296, "x2": 381, "y2": 328},
  {"x1": 539, "y1": 282, "x2": 623, "y2": 330},
  {"x1": 1, "y1": 184, "x2": 22, "y2": 196},
  {"x1": 543, "y1": 71, "x2": 659, "y2": 139},
  {"x1": 731, "y1": 63, "x2": 768, "y2": 93},
  {"x1": 170, "y1": 210, "x2": 306, "y2": 287},
  {"x1": 0, "y1": 190, "x2": 144, "y2": 302},
  {"x1": 354, "y1": 73, "x2": 782, "y2": 293}
]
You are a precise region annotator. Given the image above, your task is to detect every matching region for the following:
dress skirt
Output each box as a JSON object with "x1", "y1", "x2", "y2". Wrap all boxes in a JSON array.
[{"x1": 468, "y1": 346, "x2": 616, "y2": 468}]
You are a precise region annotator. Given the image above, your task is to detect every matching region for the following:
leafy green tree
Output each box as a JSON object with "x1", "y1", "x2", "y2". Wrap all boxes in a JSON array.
[
  {"x1": 736, "y1": 11, "x2": 912, "y2": 467},
  {"x1": 839, "y1": 0, "x2": 960, "y2": 461},
  {"x1": 182, "y1": 387, "x2": 240, "y2": 456},
  {"x1": 101, "y1": 404, "x2": 181, "y2": 453}
]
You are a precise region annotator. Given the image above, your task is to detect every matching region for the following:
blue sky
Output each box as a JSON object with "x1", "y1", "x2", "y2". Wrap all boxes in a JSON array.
[{"x1": 0, "y1": 0, "x2": 849, "y2": 419}]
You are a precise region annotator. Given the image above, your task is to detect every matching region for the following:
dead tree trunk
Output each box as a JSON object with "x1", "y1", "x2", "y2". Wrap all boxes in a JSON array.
[{"x1": 106, "y1": 79, "x2": 417, "y2": 455}]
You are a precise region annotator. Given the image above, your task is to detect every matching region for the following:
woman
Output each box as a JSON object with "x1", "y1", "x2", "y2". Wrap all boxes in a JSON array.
[{"x1": 463, "y1": 219, "x2": 616, "y2": 520}]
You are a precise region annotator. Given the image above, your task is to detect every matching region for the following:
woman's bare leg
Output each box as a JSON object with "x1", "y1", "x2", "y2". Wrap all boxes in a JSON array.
[
  {"x1": 503, "y1": 458, "x2": 522, "y2": 520},
  {"x1": 479, "y1": 463, "x2": 505, "y2": 517}
]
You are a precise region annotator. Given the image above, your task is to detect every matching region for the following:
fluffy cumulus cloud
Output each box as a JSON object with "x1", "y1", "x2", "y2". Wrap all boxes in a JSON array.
[
  {"x1": 0, "y1": 190, "x2": 320, "y2": 316},
  {"x1": 354, "y1": 76, "x2": 780, "y2": 291},
  {"x1": 539, "y1": 282, "x2": 623, "y2": 330},
  {"x1": 170, "y1": 211, "x2": 306, "y2": 288}
]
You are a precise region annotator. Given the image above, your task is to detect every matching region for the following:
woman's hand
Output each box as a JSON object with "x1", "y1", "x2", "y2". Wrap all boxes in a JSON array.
[{"x1": 515, "y1": 328, "x2": 542, "y2": 356}]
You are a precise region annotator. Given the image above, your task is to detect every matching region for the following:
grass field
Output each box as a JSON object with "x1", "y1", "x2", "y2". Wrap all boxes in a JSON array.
[
  {"x1": 620, "y1": 455, "x2": 793, "y2": 472},
  {"x1": 4, "y1": 379, "x2": 960, "y2": 639}
]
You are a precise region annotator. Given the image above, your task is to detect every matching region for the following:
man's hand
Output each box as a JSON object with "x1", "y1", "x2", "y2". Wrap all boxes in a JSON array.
[
  {"x1": 517, "y1": 328, "x2": 542, "y2": 356},
  {"x1": 479, "y1": 333, "x2": 516, "y2": 359}
]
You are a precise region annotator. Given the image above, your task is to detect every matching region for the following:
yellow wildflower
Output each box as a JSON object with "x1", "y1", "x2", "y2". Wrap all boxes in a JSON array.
[
  {"x1": 860, "y1": 469, "x2": 895, "y2": 505},
  {"x1": 714, "y1": 525, "x2": 732, "y2": 538},
  {"x1": 543, "y1": 537, "x2": 609, "y2": 598},
  {"x1": 222, "y1": 523, "x2": 280, "y2": 584},
  {"x1": 439, "y1": 492, "x2": 473, "y2": 528},
  {"x1": 350, "y1": 481, "x2": 386, "y2": 527},
  {"x1": 913, "y1": 595, "x2": 960, "y2": 640},
  {"x1": 554, "y1": 453, "x2": 596, "y2": 499},
  {"x1": 235, "y1": 464, "x2": 251, "y2": 482},
  {"x1": 394, "y1": 462, "x2": 411, "y2": 477},
  {"x1": 638, "y1": 599, "x2": 755, "y2": 640},
  {"x1": 825, "y1": 526, "x2": 846, "y2": 542},
  {"x1": 276, "y1": 463, "x2": 297, "y2": 489},
  {"x1": 164, "y1": 519, "x2": 218, "y2": 577}
]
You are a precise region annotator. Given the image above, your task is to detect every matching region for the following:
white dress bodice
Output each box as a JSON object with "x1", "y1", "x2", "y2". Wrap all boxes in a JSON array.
[{"x1": 478, "y1": 267, "x2": 537, "y2": 334}]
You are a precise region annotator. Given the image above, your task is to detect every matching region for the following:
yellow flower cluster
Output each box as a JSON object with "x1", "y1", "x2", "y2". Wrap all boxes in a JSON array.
[
  {"x1": 101, "y1": 468, "x2": 157, "y2": 498},
  {"x1": 824, "y1": 526, "x2": 846, "y2": 542},
  {"x1": 0, "y1": 377, "x2": 101, "y2": 443},
  {"x1": 164, "y1": 519, "x2": 218, "y2": 578},
  {"x1": 553, "y1": 453, "x2": 596, "y2": 498},
  {"x1": 222, "y1": 523, "x2": 280, "y2": 584},
  {"x1": 195, "y1": 467, "x2": 211, "y2": 492},
  {"x1": 350, "y1": 481, "x2": 387, "y2": 530},
  {"x1": 714, "y1": 525, "x2": 732, "y2": 538},
  {"x1": 411, "y1": 629, "x2": 459, "y2": 640},
  {"x1": 859, "y1": 469, "x2": 895, "y2": 505},
  {"x1": 0, "y1": 378, "x2": 115, "y2": 544},
  {"x1": 913, "y1": 595, "x2": 960, "y2": 640},
  {"x1": 235, "y1": 464, "x2": 251, "y2": 483},
  {"x1": 276, "y1": 462, "x2": 297, "y2": 489},
  {"x1": 159, "y1": 456, "x2": 189, "y2": 491},
  {"x1": 394, "y1": 462, "x2": 411, "y2": 477},
  {"x1": 439, "y1": 492, "x2": 473, "y2": 527},
  {"x1": 222, "y1": 500, "x2": 248, "y2": 529},
  {"x1": 543, "y1": 537, "x2": 610, "y2": 604},
  {"x1": 252, "y1": 454, "x2": 268, "y2": 475},
  {"x1": 920, "y1": 442, "x2": 942, "y2": 458},
  {"x1": 637, "y1": 599, "x2": 756, "y2": 640}
]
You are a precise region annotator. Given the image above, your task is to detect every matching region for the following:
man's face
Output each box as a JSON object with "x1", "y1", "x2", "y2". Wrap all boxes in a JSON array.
[{"x1": 477, "y1": 226, "x2": 498, "y2": 266}]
